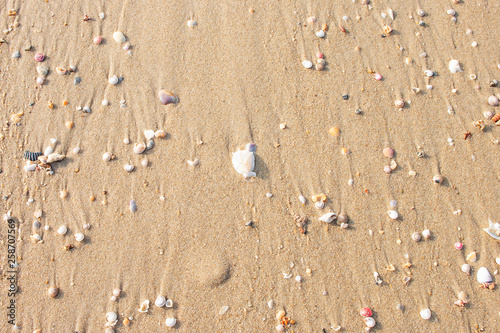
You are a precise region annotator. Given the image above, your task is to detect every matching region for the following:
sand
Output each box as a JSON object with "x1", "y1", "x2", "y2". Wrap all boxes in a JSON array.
[{"x1": 1, "y1": 0, "x2": 499, "y2": 332}]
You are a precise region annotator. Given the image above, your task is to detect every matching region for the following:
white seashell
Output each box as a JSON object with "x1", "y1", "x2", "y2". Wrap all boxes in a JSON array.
[
  {"x1": 219, "y1": 305, "x2": 229, "y2": 315},
  {"x1": 483, "y1": 220, "x2": 500, "y2": 240},
  {"x1": 364, "y1": 317, "x2": 376, "y2": 328},
  {"x1": 44, "y1": 146, "x2": 54, "y2": 156},
  {"x1": 387, "y1": 210, "x2": 399, "y2": 220},
  {"x1": 447, "y1": 9, "x2": 456, "y2": 16},
  {"x1": 448, "y1": 60, "x2": 462, "y2": 73},
  {"x1": 112, "y1": 288, "x2": 121, "y2": 297},
  {"x1": 165, "y1": 317, "x2": 176, "y2": 327},
  {"x1": 165, "y1": 299, "x2": 173, "y2": 308},
  {"x1": 103, "y1": 152, "x2": 112, "y2": 161},
  {"x1": 424, "y1": 70, "x2": 434, "y2": 77},
  {"x1": 387, "y1": 8, "x2": 394, "y2": 20},
  {"x1": 133, "y1": 143, "x2": 146, "y2": 154},
  {"x1": 420, "y1": 308, "x2": 431, "y2": 320},
  {"x1": 298, "y1": 195, "x2": 306, "y2": 204},
  {"x1": 108, "y1": 75, "x2": 119, "y2": 85},
  {"x1": 102, "y1": 99, "x2": 109, "y2": 106},
  {"x1": 106, "y1": 311, "x2": 117, "y2": 323},
  {"x1": 276, "y1": 324, "x2": 285, "y2": 333},
  {"x1": 461, "y1": 264, "x2": 471, "y2": 274},
  {"x1": 113, "y1": 31, "x2": 126, "y2": 43},
  {"x1": 24, "y1": 162, "x2": 37, "y2": 172},
  {"x1": 141, "y1": 158, "x2": 149, "y2": 167},
  {"x1": 124, "y1": 164, "x2": 135, "y2": 172},
  {"x1": 489, "y1": 96, "x2": 500, "y2": 107},
  {"x1": 138, "y1": 300, "x2": 150, "y2": 313},
  {"x1": 144, "y1": 130, "x2": 155, "y2": 140},
  {"x1": 319, "y1": 212, "x2": 337, "y2": 223},
  {"x1": 315, "y1": 30, "x2": 325, "y2": 38},
  {"x1": 268, "y1": 300, "x2": 274, "y2": 308},
  {"x1": 302, "y1": 60, "x2": 313, "y2": 69},
  {"x1": 155, "y1": 295, "x2": 166, "y2": 307},
  {"x1": 331, "y1": 325, "x2": 341, "y2": 331},
  {"x1": 74, "y1": 233, "x2": 85, "y2": 242},
  {"x1": 496, "y1": 257, "x2": 500, "y2": 265},
  {"x1": 187, "y1": 20, "x2": 197, "y2": 27},
  {"x1": 57, "y1": 225, "x2": 67, "y2": 235},
  {"x1": 315, "y1": 201, "x2": 325, "y2": 209},
  {"x1": 73, "y1": 147, "x2": 81, "y2": 154},
  {"x1": 187, "y1": 158, "x2": 200, "y2": 167},
  {"x1": 47, "y1": 153, "x2": 65, "y2": 163},
  {"x1": 422, "y1": 229, "x2": 431, "y2": 239},
  {"x1": 36, "y1": 76, "x2": 45, "y2": 85},
  {"x1": 232, "y1": 148, "x2": 255, "y2": 178},
  {"x1": 477, "y1": 267, "x2": 492, "y2": 283}
]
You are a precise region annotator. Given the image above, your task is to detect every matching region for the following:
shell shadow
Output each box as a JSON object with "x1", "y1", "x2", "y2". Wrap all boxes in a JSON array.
[{"x1": 254, "y1": 154, "x2": 269, "y2": 180}]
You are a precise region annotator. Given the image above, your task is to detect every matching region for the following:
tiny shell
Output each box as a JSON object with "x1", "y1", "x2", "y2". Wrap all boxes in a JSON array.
[
  {"x1": 47, "y1": 287, "x2": 59, "y2": 298},
  {"x1": 387, "y1": 210, "x2": 398, "y2": 220},
  {"x1": 299, "y1": 195, "x2": 306, "y2": 204},
  {"x1": 484, "y1": 111, "x2": 495, "y2": 119},
  {"x1": 57, "y1": 225, "x2": 67, "y2": 235},
  {"x1": 44, "y1": 146, "x2": 54, "y2": 156},
  {"x1": 155, "y1": 130, "x2": 166, "y2": 138},
  {"x1": 74, "y1": 233, "x2": 84, "y2": 242},
  {"x1": 187, "y1": 158, "x2": 200, "y2": 167},
  {"x1": 165, "y1": 299, "x2": 173, "y2": 307},
  {"x1": 315, "y1": 201, "x2": 325, "y2": 209},
  {"x1": 447, "y1": 9, "x2": 456, "y2": 16},
  {"x1": 319, "y1": 212, "x2": 337, "y2": 223},
  {"x1": 360, "y1": 307, "x2": 372, "y2": 317},
  {"x1": 24, "y1": 163, "x2": 37, "y2": 172},
  {"x1": 106, "y1": 312, "x2": 117, "y2": 323},
  {"x1": 141, "y1": 158, "x2": 149, "y2": 167},
  {"x1": 374, "y1": 73, "x2": 382, "y2": 80},
  {"x1": 165, "y1": 317, "x2": 176, "y2": 327},
  {"x1": 420, "y1": 308, "x2": 431, "y2": 320},
  {"x1": 466, "y1": 251, "x2": 477, "y2": 262},
  {"x1": 232, "y1": 149, "x2": 256, "y2": 178},
  {"x1": 448, "y1": 60, "x2": 462, "y2": 73},
  {"x1": 364, "y1": 317, "x2": 376, "y2": 328},
  {"x1": 138, "y1": 300, "x2": 150, "y2": 313},
  {"x1": 315, "y1": 30, "x2": 325, "y2": 38},
  {"x1": 458, "y1": 291, "x2": 468, "y2": 302},
  {"x1": 329, "y1": 127, "x2": 340, "y2": 137},
  {"x1": 383, "y1": 147, "x2": 394, "y2": 158},
  {"x1": 477, "y1": 267, "x2": 492, "y2": 283},
  {"x1": 47, "y1": 153, "x2": 65, "y2": 163},
  {"x1": 37, "y1": 65, "x2": 49, "y2": 76},
  {"x1": 302, "y1": 60, "x2": 313, "y2": 69},
  {"x1": 56, "y1": 67, "x2": 67, "y2": 75},
  {"x1": 276, "y1": 309, "x2": 286, "y2": 320},
  {"x1": 187, "y1": 20, "x2": 197, "y2": 27},
  {"x1": 276, "y1": 324, "x2": 285, "y2": 333},
  {"x1": 112, "y1": 289, "x2": 121, "y2": 297},
  {"x1": 461, "y1": 264, "x2": 471, "y2": 274},
  {"x1": 395, "y1": 99, "x2": 405, "y2": 108},
  {"x1": 455, "y1": 242, "x2": 463, "y2": 250},
  {"x1": 113, "y1": 31, "x2": 126, "y2": 43},
  {"x1": 93, "y1": 36, "x2": 102, "y2": 44},
  {"x1": 102, "y1": 152, "x2": 113, "y2": 161},
  {"x1": 338, "y1": 213, "x2": 349, "y2": 224},
  {"x1": 34, "y1": 53, "x2": 45, "y2": 62},
  {"x1": 108, "y1": 75, "x2": 119, "y2": 85},
  {"x1": 483, "y1": 220, "x2": 500, "y2": 240},
  {"x1": 433, "y1": 174, "x2": 444, "y2": 184},
  {"x1": 146, "y1": 140, "x2": 154, "y2": 150},
  {"x1": 488, "y1": 95, "x2": 499, "y2": 107},
  {"x1": 331, "y1": 325, "x2": 341, "y2": 331},
  {"x1": 412, "y1": 232, "x2": 421, "y2": 242},
  {"x1": 130, "y1": 200, "x2": 137, "y2": 213},
  {"x1": 422, "y1": 229, "x2": 431, "y2": 239},
  {"x1": 219, "y1": 305, "x2": 229, "y2": 315},
  {"x1": 124, "y1": 164, "x2": 135, "y2": 172},
  {"x1": 158, "y1": 90, "x2": 179, "y2": 105},
  {"x1": 36, "y1": 76, "x2": 45, "y2": 85},
  {"x1": 133, "y1": 143, "x2": 146, "y2": 154},
  {"x1": 155, "y1": 295, "x2": 166, "y2": 307},
  {"x1": 144, "y1": 130, "x2": 155, "y2": 140}
]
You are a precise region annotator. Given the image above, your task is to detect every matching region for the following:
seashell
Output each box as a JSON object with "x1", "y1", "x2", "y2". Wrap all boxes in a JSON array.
[
  {"x1": 158, "y1": 90, "x2": 179, "y2": 105},
  {"x1": 33, "y1": 210, "x2": 42, "y2": 219},
  {"x1": 36, "y1": 76, "x2": 45, "y2": 85},
  {"x1": 133, "y1": 143, "x2": 146, "y2": 154},
  {"x1": 47, "y1": 287, "x2": 59, "y2": 298},
  {"x1": 155, "y1": 295, "x2": 166, "y2": 307},
  {"x1": 57, "y1": 225, "x2": 67, "y2": 235},
  {"x1": 130, "y1": 199, "x2": 137, "y2": 213},
  {"x1": 155, "y1": 130, "x2": 166, "y2": 138},
  {"x1": 44, "y1": 146, "x2": 54, "y2": 156},
  {"x1": 315, "y1": 62, "x2": 325, "y2": 71},
  {"x1": 106, "y1": 311, "x2": 117, "y2": 323},
  {"x1": 47, "y1": 153, "x2": 65, "y2": 163},
  {"x1": 496, "y1": 257, "x2": 500, "y2": 265},
  {"x1": 165, "y1": 299, "x2": 173, "y2": 308},
  {"x1": 124, "y1": 164, "x2": 135, "y2": 172},
  {"x1": 36, "y1": 65, "x2": 49, "y2": 76},
  {"x1": 394, "y1": 99, "x2": 405, "y2": 108},
  {"x1": 108, "y1": 75, "x2": 119, "y2": 85},
  {"x1": 138, "y1": 300, "x2": 150, "y2": 313},
  {"x1": 448, "y1": 60, "x2": 462, "y2": 73},
  {"x1": 30, "y1": 233, "x2": 41, "y2": 242},
  {"x1": 319, "y1": 212, "x2": 337, "y2": 223},
  {"x1": 144, "y1": 130, "x2": 155, "y2": 140},
  {"x1": 24, "y1": 150, "x2": 43, "y2": 161},
  {"x1": 420, "y1": 308, "x2": 431, "y2": 320},
  {"x1": 461, "y1": 264, "x2": 471, "y2": 274},
  {"x1": 56, "y1": 67, "x2": 67, "y2": 75},
  {"x1": 433, "y1": 174, "x2": 444, "y2": 184},
  {"x1": 488, "y1": 95, "x2": 499, "y2": 107},
  {"x1": 34, "y1": 53, "x2": 45, "y2": 62},
  {"x1": 315, "y1": 201, "x2": 325, "y2": 209},
  {"x1": 338, "y1": 213, "x2": 349, "y2": 224},
  {"x1": 141, "y1": 158, "x2": 149, "y2": 167},
  {"x1": 74, "y1": 233, "x2": 84, "y2": 242},
  {"x1": 387, "y1": 210, "x2": 398, "y2": 220},
  {"x1": 165, "y1": 317, "x2": 176, "y2": 327},
  {"x1": 457, "y1": 291, "x2": 468, "y2": 302},
  {"x1": 102, "y1": 99, "x2": 109, "y2": 106},
  {"x1": 374, "y1": 73, "x2": 382, "y2": 81},
  {"x1": 24, "y1": 162, "x2": 37, "y2": 172},
  {"x1": 412, "y1": 232, "x2": 422, "y2": 242},
  {"x1": 424, "y1": 70, "x2": 434, "y2": 77},
  {"x1": 329, "y1": 127, "x2": 340, "y2": 137},
  {"x1": 146, "y1": 139, "x2": 154, "y2": 150},
  {"x1": 340, "y1": 222, "x2": 348, "y2": 229},
  {"x1": 232, "y1": 148, "x2": 256, "y2": 178},
  {"x1": 123, "y1": 42, "x2": 131, "y2": 50},
  {"x1": 447, "y1": 9, "x2": 456, "y2": 16},
  {"x1": 219, "y1": 305, "x2": 229, "y2": 315},
  {"x1": 360, "y1": 307, "x2": 372, "y2": 317},
  {"x1": 112, "y1": 289, "x2": 121, "y2": 297},
  {"x1": 113, "y1": 31, "x2": 126, "y2": 43},
  {"x1": 187, "y1": 158, "x2": 200, "y2": 167},
  {"x1": 276, "y1": 309, "x2": 286, "y2": 320},
  {"x1": 315, "y1": 30, "x2": 325, "y2": 38},
  {"x1": 311, "y1": 193, "x2": 327, "y2": 203},
  {"x1": 422, "y1": 229, "x2": 431, "y2": 239},
  {"x1": 187, "y1": 19, "x2": 197, "y2": 27},
  {"x1": 491, "y1": 114, "x2": 500, "y2": 122},
  {"x1": 477, "y1": 267, "x2": 492, "y2": 283},
  {"x1": 307, "y1": 16, "x2": 316, "y2": 24},
  {"x1": 302, "y1": 60, "x2": 313, "y2": 69},
  {"x1": 483, "y1": 220, "x2": 500, "y2": 240},
  {"x1": 331, "y1": 325, "x2": 341, "y2": 331},
  {"x1": 383, "y1": 147, "x2": 394, "y2": 158},
  {"x1": 383, "y1": 26, "x2": 393, "y2": 34},
  {"x1": 65, "y1": 121, "x2": 74, "y2": 129},
  {"x1": 93, "y1": 36, "x2": 102, "y2": 44},
  {"x1": 387, "y1": 8, "x2": 394, "y2": 20},
  {"x1": 102, "y1": 152, "x2": 113, "y2": 161},
  {"x1": 466, "y1": 251, "x2": 477, "y2": 262},
  {"x1": 276, "y1": 324, "x2": 285, "y2": 332},
  {"x1": 455, "y1": 242, "x2": 463, "y2": 250},
  {"x1": 417, "y1": 9, "x2": 426, "y2": 17},
  {"x1": 364, "y1": 317, "x2": 376, "y2": 328}
]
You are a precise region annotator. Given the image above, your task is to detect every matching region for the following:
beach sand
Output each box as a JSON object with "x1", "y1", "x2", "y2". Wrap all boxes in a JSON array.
[{"x1": 0, "y1": 0, "x2": 499, "y2": 332}]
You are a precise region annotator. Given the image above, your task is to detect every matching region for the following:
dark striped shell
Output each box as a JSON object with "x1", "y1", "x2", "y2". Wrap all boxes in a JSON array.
[{"x1": 24, "y1": 151, "x2": 43, "y2": 161}]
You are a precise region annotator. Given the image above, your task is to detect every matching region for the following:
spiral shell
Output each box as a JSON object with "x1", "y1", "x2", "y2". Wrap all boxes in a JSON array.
[
  {"x1": 24, "y1": 150, "x2": 43, "y2": 161},
  {"x1": 394, "y1": 99, "x2": 405, "y2": 108},
  {"x1": 412, "y1": 232, "x2": 422, "y2": 242},
  {"x1": 491, "y1": 114, "x2": 500, "y2": 122},
  {"x1": 47, "y1": 287, "x2": 59, "y2": 298}
]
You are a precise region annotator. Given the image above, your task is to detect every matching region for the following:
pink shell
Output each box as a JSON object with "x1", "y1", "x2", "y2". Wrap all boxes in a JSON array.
[
  {"x1": 360, "y1": 307, "x2": 372, "y2": 317},
  {"x1": 34, "y1": 53, "x2": 45, "y2": 62},
  {"x1": 374, "y1": 73, "x2": 383, "y2": 81},
  {"x1": 93, "y1": 36, "x2": 102, "y2": 44},
  {"x1": 316, "y1": 52, "x2": 324, "y2": 59},
  {"x1": 454, "y1": 242, "x2": 463, "y2": 250},
  {"x1": 383, "y1": 147, "x2": 394, "y2": 158}
]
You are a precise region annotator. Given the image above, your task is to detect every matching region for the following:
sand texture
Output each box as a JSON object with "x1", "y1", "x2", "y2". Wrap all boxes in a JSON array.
[{"x1": 0, "y1": 0, "x2": 500, "y2": 332}]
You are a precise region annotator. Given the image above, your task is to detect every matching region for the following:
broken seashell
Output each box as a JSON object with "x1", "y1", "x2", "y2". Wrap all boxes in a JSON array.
[
  {"x1": 466, "y1": 251, "x2": 477, "y2": 262},
  {"x1": 422, "y1": 229, "x2": 431, "y2": 239},
  {"x1": 232, "y1": 148, "x2": 256, "y2": 178},
  {"x1": 331, "y1": 325, "x2": 341, "y2": 331},
  {"x1": 483, "y1": 219, "x2": 500, "y2": 240},
  {"x1": 141, "y1": 158, "x2": 149, "y2": 167},
  {"x1": 146, "y1": 139, "x2": 154, "y2": 150},
  {"x1": 144, "y1": 130, "x2": 155, "y2": 140},
  {"x1": 187, "y1": 158, "x2": 200, "y2": 167},
  {"x1": 448, "y1": 60, "x2": 462, "y2": 73},
  {"x1": 46, "y1": 153, "x2": 65, "y2": 163},
  {"x1": 155, "y1": 295, "x2": 166, "y2": 307},
  {"x1": 44, "y1": 146, "x2": 54, "y2": 156},
  {"x1": 219, "y1": 305, "x2": 229, "y2": 315},
  {"x1": 311, "y1": 194, "x2": 327, "y2": 203},
  {"x1": 138, "y1": 300, "x2": 150, "y2": 313},
  {"x1": 158, "y1": 90, "x2": 179, "y2": 105},
  {"x1": 319, "y1": 212, "x2": 337, "y2": 223},
  {"x1": 155, "y1": 130, "x2": 166, "y2": 138},
  {"x1": 56, "y1": 67, "x2": 67, "y2": 75},
  {"x1": 102, "y1": 152, "x2": 114, "y2": 161},
  {"x1": 276, "y1": 309, "x2": 286, "y2": 320},
  {"x1": 187, "y1": 19, "x2": 197, "y2": 27},
  {"x1": 477, "y1": 267, "x2": 492, "y2": 283},
  {"x1": 133, "y1": 143, "x2": 146, "y2": 154},
  {"x1": 315, "y1": 201, "x2": 325, "y2": 209}
]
